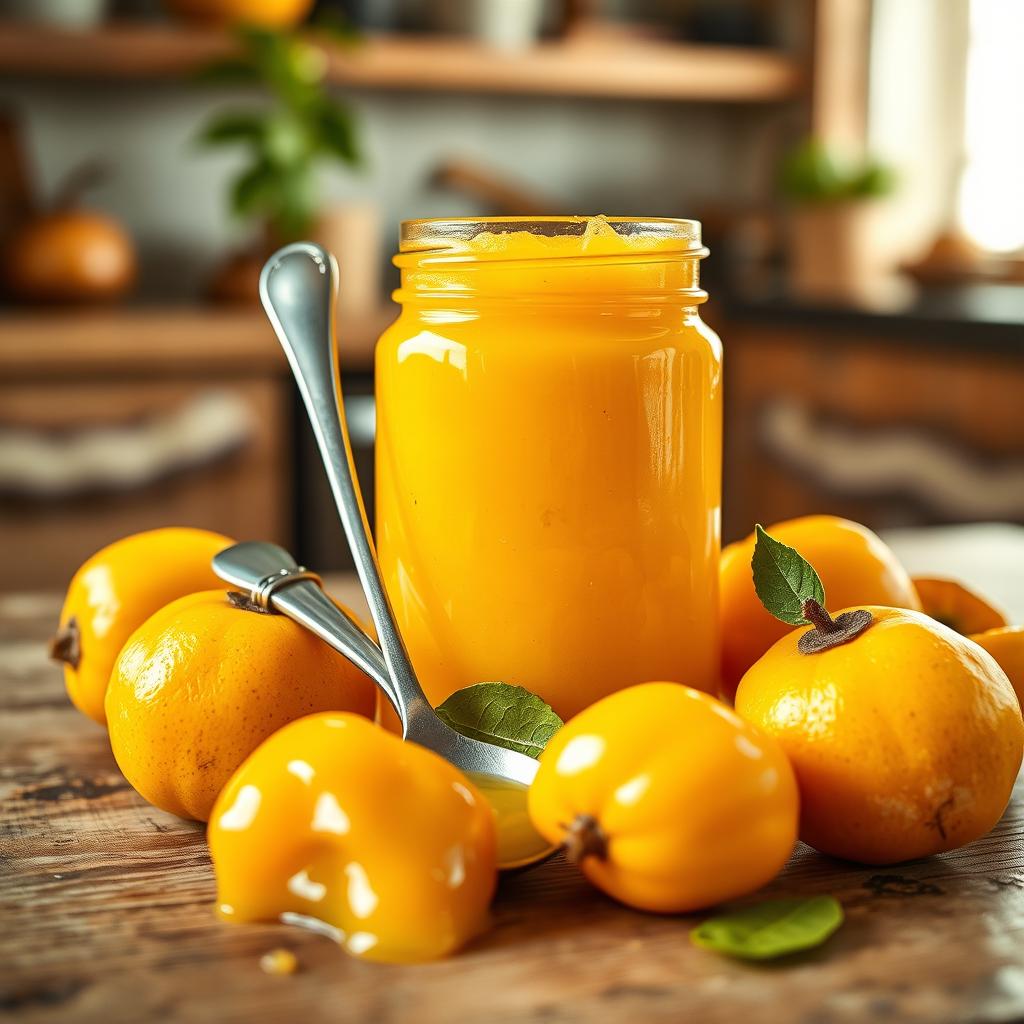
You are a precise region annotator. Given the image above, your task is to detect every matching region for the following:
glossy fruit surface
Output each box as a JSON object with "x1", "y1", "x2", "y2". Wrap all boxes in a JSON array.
[
  {"x1": 971, "y1": 626, "x2": 1024, "y2": 711},
  {"x1": 106, "y1": 590, "x2": 376, "y2": 821},
  {"x1": 736, "y1": 606, "x2": 1023, "y2": 864},
  {"x1": 163, "y1": 0, "x2": 314, "y2": 28},
  {"x1": 4, "y1": 210, "x2": 136, "y2": 303},
  {"x1": 914, "y1": 577, "x2": 1009, "y2": 635},
  {"x1": 52, "y1": 527, "x2": 233, "y2": 725},
  {"x1": 720, "y1": 516, "x2": 921, "y2": 702},
  {"x1": 209, "y1": 713, "x2": 497, "y2": 962},
  {"x1": 528, "y1": 682, "x2": 798, "y2": 913}
]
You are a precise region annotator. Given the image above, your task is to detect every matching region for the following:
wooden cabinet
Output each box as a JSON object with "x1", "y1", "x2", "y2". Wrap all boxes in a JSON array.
[
  {"x1": 721, "y1": 316, "x2": 1024, "y2": 542},
  {"x1": 0, "y1": 310, "x2": 292, "y2": 591}
]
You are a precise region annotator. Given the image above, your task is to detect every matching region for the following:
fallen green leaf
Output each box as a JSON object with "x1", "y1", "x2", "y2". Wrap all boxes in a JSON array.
[{"x1": 691, "y1": 896, "x2": 844, "y2": 960}]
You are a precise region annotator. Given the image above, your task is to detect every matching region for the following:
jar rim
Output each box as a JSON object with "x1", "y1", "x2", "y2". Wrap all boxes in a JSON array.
[{"x1": 399, "y1": 215, "x2": 703, "y2": 254}]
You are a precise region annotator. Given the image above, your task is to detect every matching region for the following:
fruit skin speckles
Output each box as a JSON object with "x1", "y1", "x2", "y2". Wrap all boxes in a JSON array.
[
  {"x1": 736, "y1": 606, "x2": 1023, "y2": 865},
  {"x1": 51, "y1": 527, "x2": 234, "y2": 725},
  {"x1": 104, "y1": 590, "x2": 377, "y2": 821}
]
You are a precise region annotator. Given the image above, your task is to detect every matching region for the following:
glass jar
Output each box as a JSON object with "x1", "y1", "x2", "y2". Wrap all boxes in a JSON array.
[{"x1": 375, "y1": 216, "x2": 721, "y2": 721}]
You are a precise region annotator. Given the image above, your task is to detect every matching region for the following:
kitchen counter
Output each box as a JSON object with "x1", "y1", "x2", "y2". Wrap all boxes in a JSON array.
[
  {"x1": 721, "y1": 283, "x2": 1024, "y2": 353},
  {"x1": 3, "y1": 530, "x2": 1024, "y2": 1024}
]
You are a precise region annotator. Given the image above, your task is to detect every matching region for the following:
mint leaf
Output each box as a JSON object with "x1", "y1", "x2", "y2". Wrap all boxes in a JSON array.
[
  {"x1": 435, "y1": 682, "x2": 562, "y2": 759},
  {"x1": 691, "y1": 896, "x2": 843, "y2": 960},
  {"x1": 752, "y1": 524, "x2": 827, "y2": 626}
]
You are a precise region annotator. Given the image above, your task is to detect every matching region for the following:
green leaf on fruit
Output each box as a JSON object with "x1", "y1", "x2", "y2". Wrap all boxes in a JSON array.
[
  {"x1": 751, "y1": 524, "x2": 827, "y2": 626},
  {"x1": 435, "y1": 682, "x2": 562, "y2": 759},
  {"x1": 691, "y1": 896, "x2": 844, "y2": 960}
]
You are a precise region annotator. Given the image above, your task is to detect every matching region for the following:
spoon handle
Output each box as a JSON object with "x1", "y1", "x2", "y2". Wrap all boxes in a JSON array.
[
  {"x1": 211, "y1": 540, "x2": 400, "y2": 713},
  {"x1": 259, "y1": 242, "x2": 431, "y2": 735}
]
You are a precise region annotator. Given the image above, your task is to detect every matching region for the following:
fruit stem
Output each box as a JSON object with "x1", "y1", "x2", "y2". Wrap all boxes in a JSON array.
[
  {"x1": 562, "y1": 814, "x2": 608, "y2": 863},
  {"x1": 49, "y1": 617, "x2": 81, "y2": 669},
  {"x1": 802, "y1": 598, "x2": 839, "y2": 634}
]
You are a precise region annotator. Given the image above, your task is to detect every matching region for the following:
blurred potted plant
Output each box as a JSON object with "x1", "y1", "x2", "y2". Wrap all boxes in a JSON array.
[
  {"x1": 780, "y1": 138, "x2": 896, "y2": 304},
  {"x1": 198, "y1": 25, "x2": 380, "y2": 310}
]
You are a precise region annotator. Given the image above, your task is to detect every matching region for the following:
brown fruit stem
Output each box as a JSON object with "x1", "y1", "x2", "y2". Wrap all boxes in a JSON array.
[
  {"x1": 49, "y1": 617, "x2": 81, "y2": 669},
  {"x1": 562, "y1": 814, "x2": 608, "y2": 864},
  {"x1": 802, "y1": 598, "x2": 840, "y2": 634},
  {"x1": 798, "y1": 602, "x2": 875, "y2": 655},
  {"x1": 226, "y1": 590, "x2": 272, "y2": 615}
]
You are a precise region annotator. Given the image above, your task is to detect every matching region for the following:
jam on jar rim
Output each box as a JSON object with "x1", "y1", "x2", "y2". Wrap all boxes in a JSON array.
[
  {"x1": 398, "y1": 215, "x2": 708, "y2": 258},
  {"x1": 394, "y1": 215, "x2": 709, "y2": 305}
]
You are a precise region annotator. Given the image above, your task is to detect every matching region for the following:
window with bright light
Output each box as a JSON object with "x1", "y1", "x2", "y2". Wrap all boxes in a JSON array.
[{"x1": 958, "y1": 0, "x2": 1024, "y2": 252}]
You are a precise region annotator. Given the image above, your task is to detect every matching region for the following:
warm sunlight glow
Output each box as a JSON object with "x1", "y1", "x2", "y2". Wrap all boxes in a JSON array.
[{"x1": 958, "y1": 0, "x2": 1024, "y2": 252}]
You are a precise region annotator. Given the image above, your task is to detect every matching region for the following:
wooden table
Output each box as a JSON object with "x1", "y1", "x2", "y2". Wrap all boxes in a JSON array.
[{"x1": 4, "y1": 541, "x2": 1024, "y2": 1024}]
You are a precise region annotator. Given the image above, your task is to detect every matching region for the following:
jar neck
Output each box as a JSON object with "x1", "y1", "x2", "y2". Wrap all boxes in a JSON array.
[{"x1": 393, "y1": 251, "x2": 707, "y2": 308}]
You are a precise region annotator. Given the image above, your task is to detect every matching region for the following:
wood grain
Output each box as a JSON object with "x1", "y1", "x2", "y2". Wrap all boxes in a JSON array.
[
  {"x1": 2, "y1": 585, "x2": 1024, "y2": 1024},
  {"x1": 0, "y1": 22, "x2": 803, "y2": 104}
]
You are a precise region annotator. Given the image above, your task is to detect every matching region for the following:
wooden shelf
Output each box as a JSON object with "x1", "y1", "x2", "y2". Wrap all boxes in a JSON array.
[
  {"x1": 0, "y1": 305, "x2": 392, "y2": 377},
  {"x1": 0, "y1": 21, "x2": 804, "y2": 103}
]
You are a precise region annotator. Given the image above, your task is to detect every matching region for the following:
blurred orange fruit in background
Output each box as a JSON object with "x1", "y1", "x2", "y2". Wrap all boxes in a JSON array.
[
  {"x1": 163, "y1": 0, "x2": 314, "y2": 28},
  {"x1": 913, "y1": 577, "x2": 1009, "y2": 636},
  {"x1": 971, "y1": 626, "x2": 1024, "y2": 711}
]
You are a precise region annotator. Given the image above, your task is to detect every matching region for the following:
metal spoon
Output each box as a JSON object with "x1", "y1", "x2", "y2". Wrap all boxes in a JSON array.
[{"x1": 255, "y1": 240, "x2": 553, "y2": 868}]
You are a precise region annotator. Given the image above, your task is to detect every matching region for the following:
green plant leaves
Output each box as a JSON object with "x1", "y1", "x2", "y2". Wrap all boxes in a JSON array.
[
  {"x1": 194, "y1": 25, "x2": 362, "y2": 239},
  {"x1": 751, "y1": 524, "x2": 826, "y2": 627},
  {"x1": 197, "y1": 112, "x2": 266, "y2": 147},
  {"x1": 691, "y1": 896, "x2": 844, "y2": 960},
  {"x1": 779, "y1": 138, "x2": 896, "y2": 202},
  {"x1": 435, "y1": 683, "x2": 563, "y2": 759}
]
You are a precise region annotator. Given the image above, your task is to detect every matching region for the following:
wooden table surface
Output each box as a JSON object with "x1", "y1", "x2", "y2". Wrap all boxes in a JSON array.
[{"x1": 4, "y1": 540, "x2": 1024, "y2": 1024}]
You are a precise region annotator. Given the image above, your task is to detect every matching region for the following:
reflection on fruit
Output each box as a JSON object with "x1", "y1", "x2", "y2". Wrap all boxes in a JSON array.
[
  {"x1": 163, "y1": 0, "x2": 314, "y2": 28},
  {"x1": 209, "y1": 713, "x2": 497, "y2": 962},
  {"x1": 970, "y1": 626, "x2": 1024, "y2": 711},
  {"x1": 719, "y1": 516, "x2": 921, "y2": 703},
  {"x1": 736, "y1": 606, "x2": 1023, "y2": 864},
  {"x1": 914, "y1": 577, "x2": 1008, "y2": 636},
  {"x1": 51, "y1": 527, "x2": 234, "y2": 725},
  {"x1": 528, "y1": 682, "x2": 798, "y2": 913},
  {"x1": 105, "y1": 589, "x2": 376, "y2": 821}
]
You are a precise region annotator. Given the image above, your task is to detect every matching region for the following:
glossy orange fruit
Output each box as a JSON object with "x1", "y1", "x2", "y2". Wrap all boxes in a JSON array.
[
  {"x1": 736, "y1": 606, "x2": 1023, "y2": 864},
  {"x1": 105, "y1": 589, "x2": 376, "y2": 821},
  {"x1": 528, "y1": 682, "x2": 798, "y2": 913},
  {"x1": 720, "y1": 516, "x2": 921, "y2": 703},
  {"x1": 209, "y1": 713, "x2": 497, "y2": 962}
]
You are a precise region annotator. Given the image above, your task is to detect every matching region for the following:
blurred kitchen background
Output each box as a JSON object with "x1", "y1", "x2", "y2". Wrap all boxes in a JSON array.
[{"x1": 1, "y1": 0, "x2": 1022, "y2": 589}]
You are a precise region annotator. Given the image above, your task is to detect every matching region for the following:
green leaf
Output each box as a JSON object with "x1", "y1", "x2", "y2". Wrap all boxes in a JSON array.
[
  {"x1": 192, "y1": 57, "x2": 261, "y2": 87},
  {"x1": 691, "y1": 896, "x2": 844, "y2": 960},
  {"x1": 751, "y1": 524, "x2": 826, "y2": 627},
  {"x1": 316, "y1": 104, "x2": 360, "y2": 166},
  {"x1": 196, "y1": 112, "x2": 266, "y2": 147},
  {"x1": 229, "y1": 161, "x2": 279, "y2": 217},
  {"x1": 435, "y1": 682, "x2": 563, "y2": 759}
]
